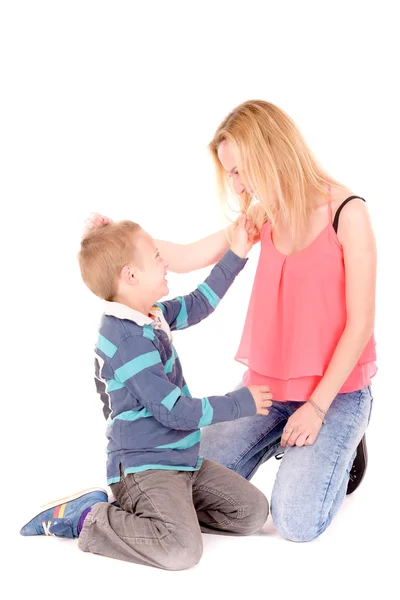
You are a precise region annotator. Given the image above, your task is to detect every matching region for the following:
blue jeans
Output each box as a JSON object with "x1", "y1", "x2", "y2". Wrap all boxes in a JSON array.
[{"x1": 200, "y1": 386, "x2": 373, "y2": 542}]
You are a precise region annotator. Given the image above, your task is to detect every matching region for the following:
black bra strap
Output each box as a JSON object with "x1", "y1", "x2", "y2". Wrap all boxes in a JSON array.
[{"x1": 332, "y1": 196, "x2": 365, "y2": 233}]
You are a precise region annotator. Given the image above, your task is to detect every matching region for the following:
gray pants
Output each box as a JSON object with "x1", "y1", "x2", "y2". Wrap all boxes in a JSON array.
[{"x1": 78, "y1": 459, "x2": 269, "y2": 570}]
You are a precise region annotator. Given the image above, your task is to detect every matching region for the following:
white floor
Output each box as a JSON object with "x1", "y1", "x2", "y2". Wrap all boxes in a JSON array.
[{"x1": 8, "y1": 429, "x2": 396, "y2": 600}]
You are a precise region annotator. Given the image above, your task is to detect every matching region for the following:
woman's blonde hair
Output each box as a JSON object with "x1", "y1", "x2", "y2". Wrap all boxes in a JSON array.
[
  {"x1": 78, "y1": 220, "x2": 142, "y2": 301},
  {"x1": 209, "y1": 100, "x2": 336, "y2": 235}
]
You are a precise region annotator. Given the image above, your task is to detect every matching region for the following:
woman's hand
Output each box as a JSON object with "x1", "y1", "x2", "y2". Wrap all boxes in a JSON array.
[
  {"x1": 281, "y1": 402, "x2": 324, "y2": 448},
  {"x1": 82, "y1": 212, "x2": 113, "y2": 239}
]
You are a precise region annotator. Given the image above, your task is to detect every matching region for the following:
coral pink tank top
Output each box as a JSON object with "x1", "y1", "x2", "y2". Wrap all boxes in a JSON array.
[{"x1": 236, "y1": 199, "x2": 377, "y2": 401}]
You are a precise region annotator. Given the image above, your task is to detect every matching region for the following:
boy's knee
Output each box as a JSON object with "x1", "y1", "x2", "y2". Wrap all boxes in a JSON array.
[
  {"x1": 239, "y1": 490, "x2": 269, "y2": 535},
  {"x1": 161, "y1": 539, "x2": 203, "y2": 571}
]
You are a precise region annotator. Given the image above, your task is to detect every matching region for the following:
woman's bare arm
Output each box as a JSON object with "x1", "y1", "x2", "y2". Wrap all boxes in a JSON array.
[
  {"x1": 156, "y1": 226, "x2": 234, "y2": 274},
  {"x1": 309, "y1": 199, "x2": 377, "y2": 412},
  {"x1": 83, "y1": 211, "x2": 260, "y2": 274}
]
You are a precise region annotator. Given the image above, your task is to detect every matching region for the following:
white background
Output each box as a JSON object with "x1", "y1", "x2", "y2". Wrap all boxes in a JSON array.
[{"x1": 1, "y1": 1, "x2": 399, "y2": 599}]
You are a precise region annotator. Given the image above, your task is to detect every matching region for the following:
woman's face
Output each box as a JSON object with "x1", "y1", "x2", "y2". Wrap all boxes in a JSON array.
[{"x1": 217, "y1": 140, "x2": 250, "y2": 196}]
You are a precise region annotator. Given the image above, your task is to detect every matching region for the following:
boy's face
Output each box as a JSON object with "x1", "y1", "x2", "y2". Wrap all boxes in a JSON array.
[{"x1": 133, "y1": 232, "x2": 169, "y2": 301}]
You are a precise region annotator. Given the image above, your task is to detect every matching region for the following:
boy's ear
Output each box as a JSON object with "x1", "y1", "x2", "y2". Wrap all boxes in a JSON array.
[{"x1": 120, "y1": 265, "x2": 139, "y2": 286}]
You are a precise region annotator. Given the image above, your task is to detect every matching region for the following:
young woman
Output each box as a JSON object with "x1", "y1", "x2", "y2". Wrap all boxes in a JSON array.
[{"x1": 85, "y1": 100, "x2": 377, "y2": 542}]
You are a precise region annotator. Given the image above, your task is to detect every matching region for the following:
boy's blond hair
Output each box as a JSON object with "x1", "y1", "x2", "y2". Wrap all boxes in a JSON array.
[{"x1": 79, "y1": 220, "x2": 142, "y2": 301}]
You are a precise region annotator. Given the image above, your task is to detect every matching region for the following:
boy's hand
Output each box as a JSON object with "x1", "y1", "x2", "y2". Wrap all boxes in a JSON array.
[
  {"x1": 230, "y1": 214, "x2": 257, "y2": 258},
  {"x1": 247, "y1": 385, "x2": 273, "y2": 416},
  {"x1": 82, "y1": 212, "x2": 113, "y2": 239},
  {"x1": 246, "y1": 217, "x2": 261, "y2": 244}
]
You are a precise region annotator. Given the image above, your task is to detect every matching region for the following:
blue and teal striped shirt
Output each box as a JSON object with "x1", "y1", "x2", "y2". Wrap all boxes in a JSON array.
[{"x1": 94, "y1": 250, "x2": 256, "y2": 484}]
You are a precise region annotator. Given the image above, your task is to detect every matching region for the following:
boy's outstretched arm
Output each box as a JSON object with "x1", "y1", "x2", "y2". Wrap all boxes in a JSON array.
[{"x1": 158, "y1": 215, "x2": 253, "y2": 331}]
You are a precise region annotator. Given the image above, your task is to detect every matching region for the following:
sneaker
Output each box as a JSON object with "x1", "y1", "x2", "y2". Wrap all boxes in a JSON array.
[
  {"x1": 346, "y1": 435, "x2": 368, "y2": 495},
  {"x1": 20, "y1": 487, "x2": 108, "y2": 538}
]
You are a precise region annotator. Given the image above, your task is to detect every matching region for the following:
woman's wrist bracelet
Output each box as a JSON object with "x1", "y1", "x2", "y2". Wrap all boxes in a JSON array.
[{"x1": 308, "y1": 398, "x2": 326, "y2": 424}]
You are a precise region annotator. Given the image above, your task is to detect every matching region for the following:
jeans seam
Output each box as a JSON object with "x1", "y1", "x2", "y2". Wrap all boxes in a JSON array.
[
  {"x1": 130, "y1": 473, "x2": 188, "y2": 550},
  {"x1": 129, "y1": 473, "x2": 164, "y2": 521},
  {"x1": 86, "y1": 508, "x2": 170, "y2": 546},
  {"x1": 194, "y1": 485, "x2": 244, "y2": 527},
  {"x1": 317, "y1": 389, "x2": 366, "y2": 534},
  {"x1": 118, "y1": 470, "x2": 134, "y2": 513}
]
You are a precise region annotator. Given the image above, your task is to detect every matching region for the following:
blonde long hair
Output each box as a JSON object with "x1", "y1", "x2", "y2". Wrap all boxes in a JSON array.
[{"x1": 209, "y1": 100, "x2": 337, "y2": 235}]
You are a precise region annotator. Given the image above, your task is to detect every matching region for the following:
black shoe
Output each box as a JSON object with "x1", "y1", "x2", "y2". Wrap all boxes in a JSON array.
[{"x1": 346, "y1": 435, "x2": 368, "y2": 495}]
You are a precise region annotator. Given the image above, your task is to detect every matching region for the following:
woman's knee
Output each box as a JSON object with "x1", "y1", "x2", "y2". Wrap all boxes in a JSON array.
[
  {"x1": 200, "y1": 415, "x2": 275, "y2": 473},
  {"x1": 271, "y1": 489, "x2": 325, "y2": 542},
  {"x1": 272, "y1": 508, "x2": 322, "y2": 542},
  {"x1": 199, "y1": 423, "x2": 237, "y2": 468}
]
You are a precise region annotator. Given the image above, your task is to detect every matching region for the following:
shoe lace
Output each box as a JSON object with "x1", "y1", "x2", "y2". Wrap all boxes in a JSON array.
[
  {"x1": 41, "y1": 520, "x2": 56, "y2": 536},
  {"x1": 349, "y1": 463, "x2": 357, "y2": 482}
]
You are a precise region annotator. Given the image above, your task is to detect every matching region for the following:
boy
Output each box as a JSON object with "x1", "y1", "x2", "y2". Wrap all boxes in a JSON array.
[{"x1": 21, "y1": 217, "x2": 272, "y2": 570}]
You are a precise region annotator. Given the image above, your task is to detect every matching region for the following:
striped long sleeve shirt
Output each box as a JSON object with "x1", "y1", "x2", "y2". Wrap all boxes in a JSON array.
[{"x1": 94, "y1": 249, "x2": 256, "y2": 484}]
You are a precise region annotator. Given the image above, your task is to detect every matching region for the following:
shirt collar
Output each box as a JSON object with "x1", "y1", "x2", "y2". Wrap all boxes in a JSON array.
[{"x1": 104, "y1": 301, "x2": 156, "y2": 326}]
